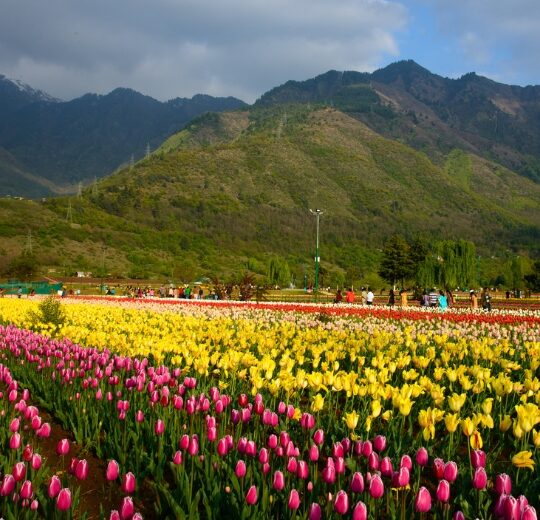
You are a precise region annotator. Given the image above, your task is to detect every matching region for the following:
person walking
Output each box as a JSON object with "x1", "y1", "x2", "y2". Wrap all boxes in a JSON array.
[
  {"x1": 345, "y1": 287, "x2": 355, "y2": 303},
  {"x1": 366, "y1": 288, "x2": 374, "y2": 305},
  {"x1": 387, "y1": 289, "x2": 395, "y2": 306}
]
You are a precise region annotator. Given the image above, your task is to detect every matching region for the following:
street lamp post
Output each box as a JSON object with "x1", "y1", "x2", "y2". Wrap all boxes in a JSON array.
[{"x1": 309, "y1": 209, "x2": 324, "y2": 292}]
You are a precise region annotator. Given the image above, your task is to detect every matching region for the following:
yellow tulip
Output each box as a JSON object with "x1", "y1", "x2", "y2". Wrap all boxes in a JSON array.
[
  {"x1": 469, "y1": 430, "x2": 483, "y2": 449},
  {"x1": 532, "y1": 429, "x2": 540, "y2": 448},
  {"x1": 444, "y1": 413, "x2": 459, "y2": 433},
  {"x1": 448, "y1": 393, "x2": 466, "y2": 412},
  {"x1": 511, "y1": 451, "x2": 535, "y2": 471},
  {"x1": 344, "y1": 410, "x2": 360, "y2": 430},
  {"x1": 371, "y1": 400, "x2": 381, "y2": 419},
  {"x1": 311, "y1": 393, "x2": 325, "y2": 413},
  {"x1": 461, "y1": 417, "x2": 475, "y2": 436},
  {"x1": 515, "y1": 403, "x2": 540, "y2": 433},
  {"x1": 481, "y1": 398, "x2": 493, "y2": 415},
  {"x1": 499, "y1": 415, "x2": 512, "y2": 432}
]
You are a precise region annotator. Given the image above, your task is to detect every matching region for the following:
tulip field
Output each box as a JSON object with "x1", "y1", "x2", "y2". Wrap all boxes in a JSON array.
[{"x1": 0, "y1": 297, "x2": 538, "y2": 519}]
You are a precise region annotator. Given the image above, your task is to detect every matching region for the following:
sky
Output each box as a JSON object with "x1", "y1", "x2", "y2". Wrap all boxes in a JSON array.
[{"x1": 1, "y1": 0, "x2": 539, "y2": 104}]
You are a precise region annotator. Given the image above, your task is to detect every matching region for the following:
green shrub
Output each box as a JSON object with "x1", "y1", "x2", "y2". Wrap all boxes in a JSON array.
[{"x1": 27, "y1": 296, "x2": 65, "y2": 334}]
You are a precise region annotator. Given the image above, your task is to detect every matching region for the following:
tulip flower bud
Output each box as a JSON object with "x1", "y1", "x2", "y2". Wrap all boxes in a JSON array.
[
  {"x1": 235, "y1": 460, "x2": 247, "y2": 479},
  {"x1": 368, "y1": 452, "x2": 379, "y2": 471},
  {"x1": 400, "y1": 454, "x2": 412, "y2": 470},
  {"x1": 48, "y1": 475, "x2": 61, "y2": 498},
  {"x1": 351, "y1": 472, "x2": 364, "y2": 493},
  {"x1": 172, "y1": 450, "x2": 183, "y2": 465},
  {"x1": 436, "y1": 479, "x2": 450, "y2": 503},
  {"x1": 245, "y1": 440, "x2": 257, "y2": 457},
  {"x1": 287, "y1": 404, "x2": 295, "y2": 418},
  {"x1": 179, "y1": 434, "x2": 189, "y2": 451},
  {"x1": 154, "y1": 419, "x2": 165, "y2": 435},
  {"x1": 22, "y1": 444, "x2": 33, "y2": 461},
  {"x1": 12, "y1": 461, "x2": 26, "y2": 481},
  {"x1": 309, "y1": 503, "x2": 322, "y2": 520},
  {"x1": 31, "y1": 415, "x2": 42, "y2": 430},
  {"x1": 217, "y1": 438, "x2": 228, "y2": 457},
  {"x1": 258, "y1": 448, "x2": 269, "y2": 464},
  {"x1": 9, "y1": 432, "x2": 21, "y2": 450},
  {"x1": 297, "y1": 460, "x2": 309, "y2": 480},
  {"x1": 207, "y1": 427, "x2": 217, "y2": 442},
  {"x1": 393, "y1": 466, "x2": 410, "y2": 488},
  {"x1": 373, "y1": 435, "x2": 386, "y2": 453},
  {"x1": 188, "y1": 436, "x2": 199, "y2": 456},
  {"x1": 380, "y1": 456, "x2": 393, "y2": 477},
  {"x1": 106, "y1": 460, "x2": 120, "y2": 481},
  {"x1": 415, "y1": 486, "x2": 432, "y2": 512},
  {"x1": 453, "y1": 512, "x2": 465, "y2": 520},
  {"x1": 495, "y1": 473, "x2": 512, "y2": 495},
  {"x1": 361, "y1": 440, "x2": 373, "y2": 458},
  {"x1": 309, "y1": 444, "x2": 319, "y2": 462},
  {"x1": 416, "y1": 447, "x2": 428, "y2": 466},
  {"x1": 110, "y1": 511, "x2": 121, "y2": 520},
  {"x1": 119, "y1": 496, "x2": 134, "y2": 520},
  {"x1": 432, "y1": 458, "x2": 445, "y2": 480},
  {"x1": 472, "y1": 467, "x2": 487, "y2": 490},
  {"x1": 287, "y1": 457, "x2": 298, "y2": 474},
  {"x1": 121, "y1": 472, "x2": 136, "y2": 494},
  {"x1": 9, "y1": 417, "x2": 20, "y2": 432},
  {"x1": 135, "y1": 410, "x2": 144, "y2": 423},
  {"x1": 471, "y1": 449, "x2": 486, "y2": 469},
  {"x1": 369, "y1": 474, "x2": 384, "y2": 499},
  {"x1": 517, "y1": 495, "x2": 529, "y2": 512},
  {"x1": 36, "y1": 422, "x2": 51, "y2": 438},
  {"x1": 334, "y1": 490, "x2": 349, "y2": 515},
  {"x1": 322, "y1": 465, "x2": 336, "y2": 484},
  {"x1": 56, "y1": 488, "x2": 72, "y2": 511},
  {"x1": 443, "y1": 461, "x2": 458, "y2": 482},
  {"x1": 56, "y1": 438, "x2": 70, "y2": 456},
  {"x1": 521, "y1": 506, "x2": 538, "y2": 520},
  {"x1": 273, "y1": 470, "x2": 285, "y2": 491},
  {"x1": 313, "y1": 429, "x2": 324, "y2": 446},
  {"x1": 31, "y1": 454, "x2": 41, "y2": 472},
  {"x1": 75, "y1": 459, "x2": 89, "y2": 481},
  {"x1": 288, "y1": 489, "x2": 301, "y2": 510},
  {"x1": 0, "y1": 474, "x2": 16, "y2": 497},
  {"x1": 352, "y1": 500, "x2": 368, "y2": 520},
  {"x1": 245, "y1": 485, "x2": 258, "y2": 505},
  {"x1": 20, "y1": 480, "x2": 33, "y2": 500}
]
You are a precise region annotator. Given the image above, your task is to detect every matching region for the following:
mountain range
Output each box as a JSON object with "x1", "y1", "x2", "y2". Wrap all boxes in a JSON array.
[
  {"x1": 0, "y1": 61, "x2": 538, "y2": 283},
  {"x1": 0, "y1": 75, "x2": 246, "y2": 196}
]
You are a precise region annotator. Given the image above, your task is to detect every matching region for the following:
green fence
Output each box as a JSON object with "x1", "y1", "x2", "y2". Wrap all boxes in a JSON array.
[{"x1": 0, "y1": 280, "x2": 63, "y2": 296}]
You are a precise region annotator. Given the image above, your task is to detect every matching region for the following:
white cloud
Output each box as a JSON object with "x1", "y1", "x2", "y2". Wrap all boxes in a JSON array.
[{"x1": 0, "y1": 0, "x2": 407, "y2": 102}]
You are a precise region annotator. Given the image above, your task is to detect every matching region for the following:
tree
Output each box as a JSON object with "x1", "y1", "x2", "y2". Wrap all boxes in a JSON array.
[
  {"x1": 267, "y1": 256, "x2": 291, "y2": 287},
  {"x1": 378, "y1": 235, "x2": 414, "y2": 287},
  {"x1": 524, "y1": 260, "x2": 540, "y2": 292},
  {"x1": 5, "y1": 252, "x2": 39, "y2": 280}
]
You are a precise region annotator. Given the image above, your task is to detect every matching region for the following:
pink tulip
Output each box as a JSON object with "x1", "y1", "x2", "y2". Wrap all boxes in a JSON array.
[
  {"x1": 31, "y1": 453, "x2": 42, "y2": 470},
  {"x1": 154, "y1": 419, "x2": 165, "y2": 435},
  {"x1": 245, "y1": 485, "x2": 258, "y2": 505},
  {"x1": 119, "y1": 496, "x2": 135, "y2": 520},
  {"x1": 472, "y1": 467, "x2": 487, "y2": 490},
  {"x1": 335, "y1": 457, "x2": 346, "y2": 474},
  {"x1": 309, "y1": 444, "x2": 319, "y2": 462},
  {"x1": 352, "y1": 501, "x2": 368, "y2": 520},
  {"x1": 9, "y1": 432, "x2": 21, "y2": 450},
  {"x1": 522, "y1": 506, "x2": 538, "y2": 520},
  {"x1": 495, "y1": 473, "x2": 512, "y2": 495},
  {"x1": 373, "y1": 435, "x2": 386, "y2": 452},
  {"x1": 297, "y1": 460, "x2": 309, "y2": 480},
  {"x1": 235, "y1": 460, "x2": 247, "y2": 479},
  {"x1": 287, "y1": 457, "x2": 298, "y2": 474},
  {"x1": 0, "y1": 474, "x2": 16, "y2": 497},
  {"x1": 48, "y1": 475, "x2": 62, "y2": 498},
  {"x1": 471, "y1": 450, "x2": 486, "y2": 469},
  {"x1": 443, "y1": 461, "x2": 458, "y2": 482},
  {"x1": 188, "y1": 436, "x2": 199, "y2": 456},
  {"x1": 267, "y1": 434, "x2": 278, "y2": 449},
  {"x1": 110, "y1": 511, "x2": 121, "y2": 520},
  {"x1": 309, "y1": 503, "x2": 322, "y2": 520},
  {"x1": 12, "y1": 461, "x2": 26, "y2": 481},
  {"x1": 322, "y1": 465, "x2": 336, "y2": 484},
  {"x1": 453, "y1": 511, "x2": 465, "y2": 520},
  {"x1": 30, "y1": 499, "x2": 39, "y2": 511},
  {"x1": 135, "y1": 410, "x2": 144, "y2": 422},
  {"x1": 36, "y1": 422, "x2": 51, "y2": 437},
  {"x1": 361, "y1": 440, "x2": 373, "y2": 457},
  {"x1": 75, "y1": 459, "x2": 89, "y2": 481},
  {"x1": 121, "y1": 472, "x2": 136, "y2": 494},
  {"x1": 415, "y1": 486, "x2": 432, "y2": 512},
  {"x1": 31, "y1": 415, "x2": 42, "y2": 429},
  {"x1": 503, "y1": 495, "x2": 520, "y2": 520},
  {"x1": 9, "y1": 417, "x2": 20, "y2": 432},
  {"x1": 416, "y1": 447, "x2": 428, "y2": 466},
  {"x1": 400, "y1": 454, "x2": 412, "y2": 470},
  {"x1": 288, "y1": 489, "x2": 301, "y2": 510},
  {"x1": 20, "y1": 480, "x2": 33, "y2": 499},
  {"x1": 217, "y1": 438, "x2": 228, "y2": 457},
  {"x1": 56, "y1": 488, "x2": 72, "y2": 511},
  {"x1": 369, "y1": 474, "x2": 384, "y2": 499},
  {"x1": 368, "y1": 452, "x2": 379, "y2": 471},
  {"x1": 273, "y1": 470, "x2": 285, "y2": 490},
  {"x1": 313, "y1": 429, "x2": 324, "y2": 445},
  {"x1": 392, "y1": 466, "x2": 410, "y2": 488},
  {"x1": 380, "y1": 456, "x2": 393, "y2": 477},
  {"x1": 334, "y1": 490, "x2": 349, "y2": 515},
  {"x1": 436, "y1": 480, "x2": 450, "y2": 503},
  {"x1": 22, "y1": 444, "x2": 33, "y2": 461},
  {"x1": 106, "y1": 460, "x2": 120, "y2": 481},
  {"x1": 56, "y1": 438, "x2": 70, "y2": 456},
  {"x1": 351, "y1": 472, "x2": 364, "y2": 493},
  {"x1": 173, "y1": 451, "x2": 183, "y2": 465},
  {"x1": 179, "y1": 434, "x2": 189, "y2": 450}
]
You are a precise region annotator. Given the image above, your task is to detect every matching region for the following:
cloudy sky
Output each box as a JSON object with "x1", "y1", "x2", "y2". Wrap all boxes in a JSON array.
[{"x1": 1, "y1": 0, "x2": 539, "y2": 103}]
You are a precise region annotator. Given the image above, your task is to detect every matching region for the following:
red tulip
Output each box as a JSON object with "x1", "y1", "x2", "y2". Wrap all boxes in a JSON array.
[
  {"x1": 288, "y1": 489, "x2": 301, "y2": 510},
  {"x1": 472, "y1": 467, "x2": 487, "y2": 490},
  {"x1": 106, "y1": 460, "x2": 120, "y2": 481},
  {"x1": 334, "y1": 490, "x2": 349, "y2": 515},
  {"x1": 415, "y1": 486, "x2": 431, "y2": 512},
  {"x1": 273, "y1": 470, "x2": 285, "y2": 490},
  {"x1": 48, "y1": 475, "x2": 62, "y2": 498},
  {"x1": 121, "y1": 472, "x2": 136, "y2": 494},
  {"x1": 119, "y1": 496, "x2": 134, "y2": 520},
  {"x1": 245, "y1": 485, "x2": 258, "y2": 505},
  {"x1": 436, "y1": 479, "x2": 450, "y2": 503},
  {"x1": 369, "y1": 474, "x2": 384, "y2": 499},
  {"x1": 22, "y1": 444, "x2": 33, "y2": 461},
  {"x1": 309, "y1": 503, "x2": 322, "y2": 520},
  {"x1": 352, "y1": 501, "x2": 368, "y2": 520},
  {"x1": 432, "y1": 457, "x2": 444, "y2": 479},
  {"x1": 56, "y1": 488, "x2": 72, "y2": 511},
  {"x1": 75, "y1": 459, "x2": 89, "y2": 481}
]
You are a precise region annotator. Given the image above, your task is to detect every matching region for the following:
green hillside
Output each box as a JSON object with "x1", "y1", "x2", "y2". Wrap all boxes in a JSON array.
[{"x1": 1, "y1": 104, "x2": 538, "y2": 285}]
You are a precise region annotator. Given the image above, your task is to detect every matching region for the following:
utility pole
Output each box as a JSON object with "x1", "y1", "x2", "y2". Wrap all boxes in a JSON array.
[
  {"x1": 66, "y1": 200, "x2": 73, "y2": 224},
  {"x1": 309, "y1": 209, "x2": 324, "y2": 292}
]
